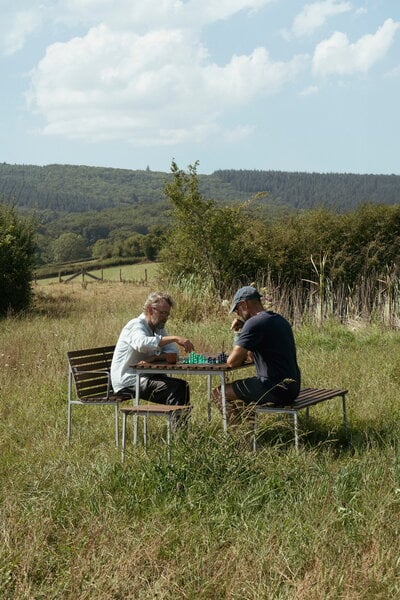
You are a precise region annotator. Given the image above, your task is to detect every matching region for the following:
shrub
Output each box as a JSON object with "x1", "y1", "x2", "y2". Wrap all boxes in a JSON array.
[{"x1": 0, "y1": 203, "x2": 35, "y2": 316}]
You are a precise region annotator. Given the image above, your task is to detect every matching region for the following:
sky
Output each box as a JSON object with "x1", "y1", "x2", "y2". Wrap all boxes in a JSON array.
[{"x1": 1, "y1": 0, "x2": 400, "y2": 175}]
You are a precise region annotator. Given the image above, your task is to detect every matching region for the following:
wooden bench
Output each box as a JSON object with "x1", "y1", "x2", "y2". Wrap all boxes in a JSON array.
[
  {"x1": 67, "y1": 345, "x2": 189, "y2": 453},
  {"x1": 252, "y1": 387, "x2": 348, "y2": 452}
]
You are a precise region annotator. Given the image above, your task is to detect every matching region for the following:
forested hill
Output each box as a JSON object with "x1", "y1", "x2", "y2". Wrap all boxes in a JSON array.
[
  {"x1": 213, "y1": 169, "x2": 400, "y2": 211},
  {"x1": 0, "y1": 163, "x2": 250, "y2": 213},
  {"x1": 1, "y1": 162, "x2": 400, "y2": 214}
]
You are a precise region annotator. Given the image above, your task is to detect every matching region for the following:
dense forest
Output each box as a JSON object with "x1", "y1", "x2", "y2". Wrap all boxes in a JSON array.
[
  {"x1": 214, "y1": 169, "x2": 400, "y2": 211},
  {"x1": 1, "y1": 161, "x2": 400, "y2": 270},
  {"x1": 0, "y1": 163, "x2": 247, "y2": 213},
  {"x1": 2, "y1": 162, "x2": 400, "y2": 215}
]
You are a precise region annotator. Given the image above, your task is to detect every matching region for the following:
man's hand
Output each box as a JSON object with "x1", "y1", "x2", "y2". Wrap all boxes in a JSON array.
[
  {"x1": 230, "y1": 318, "x2": 244, "y2": 332},
  {"x1": 176, "y1": 337, "x2": 195, "y2": 353}
]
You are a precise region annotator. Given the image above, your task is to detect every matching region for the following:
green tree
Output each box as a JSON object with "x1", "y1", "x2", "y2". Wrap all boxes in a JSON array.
[
  {"x1": 92, "y1": 239, "x2": 113, "y2": 260},
  {"x1": 161, "y1": 162, "x2": 268, "y2": 294},
  {"x1": 52, "y1": 232, "x2": 89, "y2": 263},
  {"x1": 0, "y1": 203, "x2": 35, "y2": 316}
]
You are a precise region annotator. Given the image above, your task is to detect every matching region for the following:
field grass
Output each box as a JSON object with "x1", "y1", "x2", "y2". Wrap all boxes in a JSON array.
[
  {"x1": 35, "y1": 261, "x2": 160, "y2": 286},
  {"x1": 1, "y1": 282, "x2": 400, "y2": 599}
]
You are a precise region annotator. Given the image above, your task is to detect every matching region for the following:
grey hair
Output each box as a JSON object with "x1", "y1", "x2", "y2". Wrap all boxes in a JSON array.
[{"x1": 143, "y1": 291, "x2": 174, "y2": 312}]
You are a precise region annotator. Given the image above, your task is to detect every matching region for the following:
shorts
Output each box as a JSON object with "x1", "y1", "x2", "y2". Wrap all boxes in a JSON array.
[{"x1": 231, "y1": 376, "x2": 299, "y2": 406}]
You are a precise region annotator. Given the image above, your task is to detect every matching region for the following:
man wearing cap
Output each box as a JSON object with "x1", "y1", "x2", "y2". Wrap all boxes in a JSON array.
[{"x1": 212, "y1": 286, "x2": 301, "y2": 426}]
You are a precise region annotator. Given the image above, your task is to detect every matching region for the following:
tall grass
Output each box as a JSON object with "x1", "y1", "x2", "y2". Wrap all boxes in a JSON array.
[{"x1": 1, "y1": 280, "x2": 400, "y2": 598}]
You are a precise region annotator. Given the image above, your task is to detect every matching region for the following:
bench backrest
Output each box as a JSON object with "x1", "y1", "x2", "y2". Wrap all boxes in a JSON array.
[{"x1": 67, "y1": 345, "x2": 115, "y2": 400}]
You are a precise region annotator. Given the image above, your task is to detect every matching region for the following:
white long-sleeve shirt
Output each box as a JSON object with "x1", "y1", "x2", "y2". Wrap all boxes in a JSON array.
[{"x1": 111, "y1": 312, "x2": 177, "y2": 392}]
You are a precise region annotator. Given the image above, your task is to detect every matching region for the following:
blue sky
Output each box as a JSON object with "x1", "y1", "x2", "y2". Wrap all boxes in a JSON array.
[{"x1": 1, "y1": 0, "x2": 399, "y2": 175}]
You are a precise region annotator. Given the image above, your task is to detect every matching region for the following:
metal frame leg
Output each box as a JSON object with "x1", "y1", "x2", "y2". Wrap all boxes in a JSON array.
[
  {"x1": 67, "y1": 370, "x2": 73, "y2": 443},
  {"x1": 143, "y1": 415, "x2": 147, "y2": 449},
  {"x1": 207, "y1": 375, "x2": 212, "y2": 423},
  {"x1": 220, "y1": 374, "x2": 227, "y2": 433},
  {"x1": 134, "y1": 376, "x2": 140, "y2": 445},
  {"x1": 167, "y1": 415, "x2": 171, "y2": 462},
  {"x1": 114, "y1": 405, "x2": 119, "y2": 448},
  {"x1": 342, "y1": 395, "x2": 348, "y2": 430},
  {"x1": 253, "y1": 411, "x2": 258, "y2": 452},
  {"x1": 67, "y1": 403, "x2": 72, "y2": 444},
  {"x1": 121, "y1": 411, "x2": 127, "y2": 463},
  {"x1": 293, "y1": 411, "x2": 299, "y2": 452}
]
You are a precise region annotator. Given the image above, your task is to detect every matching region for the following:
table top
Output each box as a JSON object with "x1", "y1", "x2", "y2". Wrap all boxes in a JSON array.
[{"x1": 132, "y1": 360, "x2": 253, "y2": 373}]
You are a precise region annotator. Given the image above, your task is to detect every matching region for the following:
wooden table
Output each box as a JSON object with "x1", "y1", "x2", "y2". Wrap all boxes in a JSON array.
[{"x1": 132, "y1": 360, "x2": 253, "y2": 434}]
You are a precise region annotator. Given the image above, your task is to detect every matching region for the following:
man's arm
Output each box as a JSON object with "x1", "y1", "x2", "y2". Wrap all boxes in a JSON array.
[
  {"x1": 159, "y1": 335, "x2": 194, "y2": 353},
  {"x1": 227, "y1": 345, "x2": 249, "y2": 367}
]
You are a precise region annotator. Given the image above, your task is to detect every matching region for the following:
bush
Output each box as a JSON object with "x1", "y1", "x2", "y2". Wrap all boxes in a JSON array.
[{"x1": 0, "y1": 203, "x2": 35, "y2": 316}]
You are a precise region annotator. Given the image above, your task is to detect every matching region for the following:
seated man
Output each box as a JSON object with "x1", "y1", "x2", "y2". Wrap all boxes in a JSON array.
[
  {"x1": 212, "y1": 286, "x2": 301, "y2": 426},
  {"x1": 111, "y1": 291, "x2": 194, "y2": 419}
]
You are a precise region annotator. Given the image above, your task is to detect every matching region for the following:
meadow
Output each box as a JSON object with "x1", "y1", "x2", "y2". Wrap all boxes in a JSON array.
[{"x1": 1, "y1": 270, "x2": 400, "y2": 599}]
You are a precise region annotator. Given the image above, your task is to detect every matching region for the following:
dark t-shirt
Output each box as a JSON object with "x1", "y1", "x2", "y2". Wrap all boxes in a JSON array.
[{"x1": 237, "y1": 311, "x2": 301, "y2": 395}]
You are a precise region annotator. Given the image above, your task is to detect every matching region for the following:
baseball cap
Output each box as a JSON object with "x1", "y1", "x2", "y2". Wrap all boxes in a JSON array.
[{"x1": 229, "y1": 286, "x2": 262, "y2": 313}]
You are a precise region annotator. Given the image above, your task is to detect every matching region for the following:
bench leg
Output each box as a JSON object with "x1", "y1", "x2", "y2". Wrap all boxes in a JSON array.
[
  {"x1": 121, "y1": 411, "x2": 127, "y2": 463},
  {"x1": 67, "y1": 403, "x2": 72, "y2": 444},
  {"x1": 253, "y1": 412, "x2": 259, "y2": 452},
  {"x1": 114, "y1": 405, "x2": 119, "y2": 448},
  {"x1": 293, "y1": 411, "x2": 299, "y2": 452},
  {"x1": 167, "y1": 415, "x2": 172, "y2": 462},
  {"x1": 342, "y1": 395, "x2": 348, "y2": 431}
]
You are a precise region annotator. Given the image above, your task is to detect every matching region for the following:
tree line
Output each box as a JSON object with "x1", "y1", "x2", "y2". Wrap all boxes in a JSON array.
[
  {"x1": 161, "y1": 163, "x2": 400, "y2": 294},
  {"x1": 2, "y1": 161, "x2": 400, "y2": 317},
  {"x1": 3, "y1": 162, "x2": 400, "y2": 216}
]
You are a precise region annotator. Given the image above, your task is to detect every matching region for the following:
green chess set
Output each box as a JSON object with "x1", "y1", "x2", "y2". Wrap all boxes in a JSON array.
[{"x1": 181, "y1": 351, "x2": 228, "y2": 365}]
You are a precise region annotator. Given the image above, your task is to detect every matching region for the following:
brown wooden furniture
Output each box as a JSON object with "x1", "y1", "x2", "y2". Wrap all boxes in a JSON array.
[
  {"x1": 67, "y1": 345, "x2": 132, "y2": 447},
  {"x1": 67, "y1": 345, "x2": 190, "y2": 454},
  {"x1": 252, "y1": 387, "x2": 349, "y2": 452},
  {"x1": 120, "y1": 404, "x2": 190, "y2": 462}
]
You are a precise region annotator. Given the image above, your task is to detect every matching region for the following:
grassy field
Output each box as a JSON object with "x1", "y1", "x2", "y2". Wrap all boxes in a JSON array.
[
  {"x1": 35, "y1": 261, "x2": 160, "y2": 286},
  {"x1": 1, "y1": 281, "x2": 400, "y2": 599}
]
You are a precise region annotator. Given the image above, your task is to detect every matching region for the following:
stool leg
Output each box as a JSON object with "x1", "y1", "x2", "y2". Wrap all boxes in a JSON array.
[
  {"x1": 143, "y1": 415, "x2": 147, "y2": 450},
  {"x1": 167, "y1": 415, "x2": 171, "y2": 462},
  {"x1": 114, "y1": 405, "x2": 119, "y2": 448},
  {"x1": 121, "y1": 411, "x2": 127, "y2": 463}
]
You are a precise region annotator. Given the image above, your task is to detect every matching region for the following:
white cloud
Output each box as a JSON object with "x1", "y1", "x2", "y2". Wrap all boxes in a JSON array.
[
  {"x1": 0, "y1": 0, "x2": 271, "y2": 54},
  {"x1": 28, "y1": 22, "x2": 305, "y2": 145},
  {"x1": 59, "y1": 0, "x2": 270, "y2": 29},
  {"x1": 291, "y1": 1, "x2": 352, "y2": 38},
  {"x1": 299, "y1": 85, "x2": 319, "y2": 96},
  {"x1": 313, "y1": 18, "x2": 400, "y2": 77},
  {"x1": 2, "y1": 9, "x2": 43, "y2": 55}
]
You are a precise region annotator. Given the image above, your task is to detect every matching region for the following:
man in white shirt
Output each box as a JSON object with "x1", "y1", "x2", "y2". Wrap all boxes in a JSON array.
[{"x1": 111, "y1": 291, "x2": 194, "y2": 414}]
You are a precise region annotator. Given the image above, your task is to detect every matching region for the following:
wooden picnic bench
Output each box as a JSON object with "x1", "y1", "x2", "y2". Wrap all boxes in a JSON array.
[
  {"x1": 67, "y1": 346, "x2": 348, "y2": 455},
  {"x1": 252, "y1": 387, "x2": 349, "y2": 452},
  {"x1": 67, "y1": 345, "x2": 189, "y2": 452}
]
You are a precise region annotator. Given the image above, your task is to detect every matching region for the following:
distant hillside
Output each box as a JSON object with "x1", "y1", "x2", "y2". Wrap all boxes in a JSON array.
[
  {"x1": 213, "y1": 169, "x2": 400, "y2": 211},
  {"x1": 1, "y1": 162, "x2": 400, "y2": 216},
  {"x1": 0, "y1": 163, "x2": 247, "y2": 214}
]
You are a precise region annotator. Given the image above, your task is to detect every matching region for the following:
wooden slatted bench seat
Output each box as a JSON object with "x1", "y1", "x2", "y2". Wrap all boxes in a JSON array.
[
  {"x1": 252, "y1": 387, "x2": 348, "y2": 452},
  {"x1": 120, "y1": 404, "x2": 190, "y2": 462}
]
